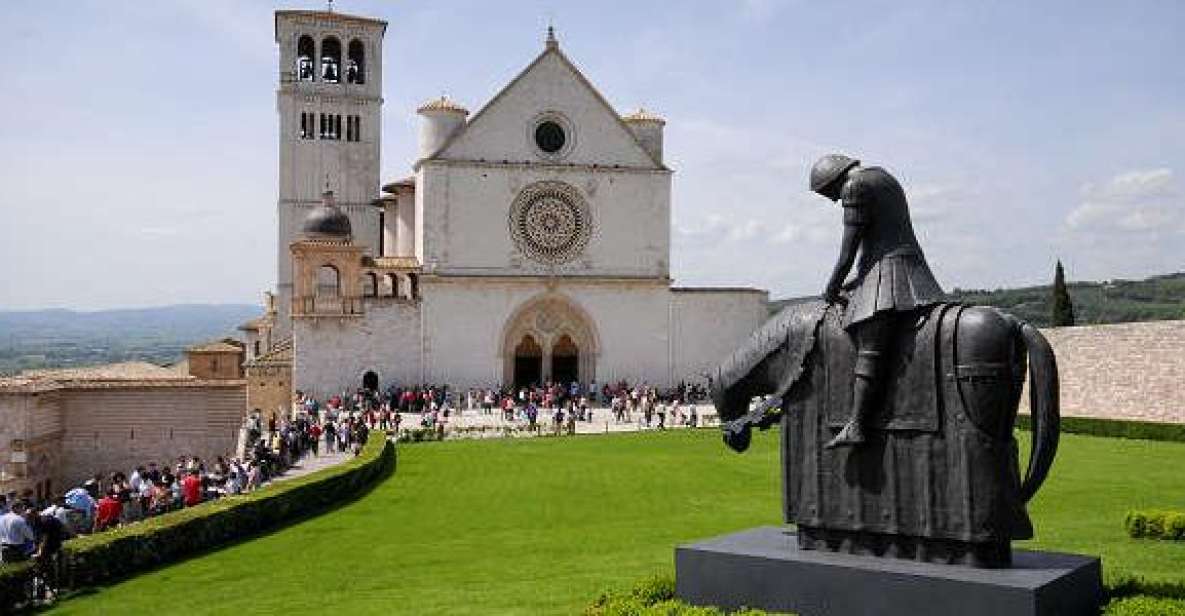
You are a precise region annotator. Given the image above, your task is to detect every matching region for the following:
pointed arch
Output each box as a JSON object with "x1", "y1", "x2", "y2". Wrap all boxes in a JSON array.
[{"x1": 500, "y1": 293, "x2": 599, "y2": 386}]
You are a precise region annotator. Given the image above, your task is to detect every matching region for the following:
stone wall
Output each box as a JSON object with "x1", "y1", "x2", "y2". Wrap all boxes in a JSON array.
[
  {"x1": 671, "y1": 288, "x2": 770, "y2": 384},
  {"x1": 58, "y1": 383, "x2": 246, "y2": 488},
  {"x1": 292, "y1": 299, "x2": 422, "y2": 398},
  {"x1": 246, "y1": 363, "x2": 293, "y2": 421},
  {"x1": 1022, "y1": 319, "x2": 1185, "y2": 423}
]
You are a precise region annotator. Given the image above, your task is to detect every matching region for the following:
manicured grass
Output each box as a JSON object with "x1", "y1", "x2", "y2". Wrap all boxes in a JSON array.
[{"x1": 49, "y1": 430, "x2": 1185, "y2": 614}]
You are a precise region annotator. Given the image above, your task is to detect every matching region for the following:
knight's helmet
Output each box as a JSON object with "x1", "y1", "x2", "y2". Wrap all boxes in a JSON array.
[{"x1": 809, "y1": 154, "x2": 861, "y2": 193}]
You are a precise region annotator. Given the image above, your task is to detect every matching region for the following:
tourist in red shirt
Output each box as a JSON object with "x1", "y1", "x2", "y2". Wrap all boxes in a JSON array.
[
  {"x1": 94, "y1": 490, "x2": 122, "y2": 532},
  {"x1": 182, "y1": 471, "x2": 202, "y2": 507}
]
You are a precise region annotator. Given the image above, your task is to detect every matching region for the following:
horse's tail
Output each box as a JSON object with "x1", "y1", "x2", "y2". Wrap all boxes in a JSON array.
[{"x1": 1018, "y1": 321, "x2": 1060, "y2": 503}]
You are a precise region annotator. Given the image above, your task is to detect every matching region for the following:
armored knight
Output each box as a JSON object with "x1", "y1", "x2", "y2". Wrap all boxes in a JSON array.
[{"x1": 811, "y1": 154, "x2": 945, "y2": 448}]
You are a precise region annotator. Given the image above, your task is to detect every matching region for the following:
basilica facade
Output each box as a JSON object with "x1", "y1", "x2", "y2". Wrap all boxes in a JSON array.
[{"x1": 246, "y1": 9, "x2": 768, "y2": 402}]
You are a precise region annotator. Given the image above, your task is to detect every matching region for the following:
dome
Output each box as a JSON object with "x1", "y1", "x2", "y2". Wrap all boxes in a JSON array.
[
  {"x1": 302, "y1": 191, "x2": 352, "y2": 239},
  {"x1": 622, "y1": 108, "x2": 666, "y2": 125},
  {"x1": 416, "y1": 95, "x2": 469, "y2": 116}
]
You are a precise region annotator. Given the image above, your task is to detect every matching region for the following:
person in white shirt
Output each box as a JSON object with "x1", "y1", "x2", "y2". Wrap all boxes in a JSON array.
[{"x1": 0, "y1": 501, "x2": 35, "y2": 562}]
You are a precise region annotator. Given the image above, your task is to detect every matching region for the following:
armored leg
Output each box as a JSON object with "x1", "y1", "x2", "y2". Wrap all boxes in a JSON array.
[{"x1": 826, "y1": 314, "x2": 893, "y2": 449}]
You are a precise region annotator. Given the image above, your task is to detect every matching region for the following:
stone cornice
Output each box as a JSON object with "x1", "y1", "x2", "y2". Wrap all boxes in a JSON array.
[
  {"x1": 413, "y1": 158, "x2": 673, "y2": 175},
  {"x1": 421, "y1": 273, "x2": 671, "y2": 287}
]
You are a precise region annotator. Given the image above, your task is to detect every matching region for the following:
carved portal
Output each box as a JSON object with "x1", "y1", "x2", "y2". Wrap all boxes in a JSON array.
[{"x1": 500, "y1": 294, "x2": 599, "y2": 387}]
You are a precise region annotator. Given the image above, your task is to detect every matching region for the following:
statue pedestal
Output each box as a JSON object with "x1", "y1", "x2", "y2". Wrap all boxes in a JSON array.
[{"x1": 675, "y1": 527, "x2": 1101, "y2": 616}]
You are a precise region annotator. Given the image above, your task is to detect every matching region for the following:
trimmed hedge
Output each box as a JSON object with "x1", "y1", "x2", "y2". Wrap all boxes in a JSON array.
[
  {"x1": 1105, "y1": 595, "x2": 1185, "y2": 615},
  {"x1": 586, "y1": 575, "x2": 786, "y2": 616},
  {"x1": 1016, "y1": 414, "x2": 1185, "y2": 443},
  {"x1": 0, "y1": 434, "x2": 393, "y2": 611},
  {"x1": 1126, "y1": 510, "x2": 1185, "y2": 540}
]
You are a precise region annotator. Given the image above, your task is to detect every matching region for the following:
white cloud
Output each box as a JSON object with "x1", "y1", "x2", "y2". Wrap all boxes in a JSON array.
[{"x1": 1065, "y1": 168, "x2": 1181, "y2": 234}]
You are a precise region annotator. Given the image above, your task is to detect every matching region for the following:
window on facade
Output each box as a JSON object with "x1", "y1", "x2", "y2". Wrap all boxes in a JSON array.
[
  {"x1": 321, "y1": 37, "x2": 341, "y2": 83},
  {"x1": 346, "y1": 39, "x2": 365, "y2": 84},
  {"x1": 297, "y1": 35, "x2": 315, "y2": 81},
  {"x1": 300, "y1": 112, "x2": 314, "y2": 139},
  {"x1": 335, "y1": 115, "x2": 342, "y2": 140},
  {"x1": 317, "y1": 265, "x2": 341, "y2": 296},
  {"x1": 535, "y1": 121, "x2": 566, "y2": 153}
]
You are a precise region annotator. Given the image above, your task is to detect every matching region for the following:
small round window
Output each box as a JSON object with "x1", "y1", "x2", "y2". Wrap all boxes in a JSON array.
[{"x1": 534, "y1": 121, "x2": 566, "y2": 154}]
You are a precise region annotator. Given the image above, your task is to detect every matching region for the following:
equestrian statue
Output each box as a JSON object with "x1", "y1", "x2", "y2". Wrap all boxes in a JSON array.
[{"x1": 712, "y1": 155, "x2": 1060, "y2": 568}]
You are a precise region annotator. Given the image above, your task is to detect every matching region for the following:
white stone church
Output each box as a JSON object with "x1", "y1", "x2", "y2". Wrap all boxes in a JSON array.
[{"x1": 243, "y1": 8, "x2": 768, "y2": 399}]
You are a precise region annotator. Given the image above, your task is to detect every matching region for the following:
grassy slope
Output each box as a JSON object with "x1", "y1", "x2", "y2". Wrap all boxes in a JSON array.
[{"x1": 51, "y1": 430, "x2": 1185, "y2": 615}]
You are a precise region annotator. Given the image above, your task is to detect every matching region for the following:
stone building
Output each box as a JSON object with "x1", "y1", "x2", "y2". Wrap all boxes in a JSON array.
[
  {"x1": 0, "y1": 345, "x2": 246, "y2": 499},
  {"x1": 246, "y1": 10, "x2": 769, "y2": 401}
]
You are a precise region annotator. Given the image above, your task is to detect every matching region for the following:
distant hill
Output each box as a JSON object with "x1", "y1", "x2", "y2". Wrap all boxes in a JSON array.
[
  {"x1": 769, "y1": 272, "x2": 1185, "y2": 328},
  {"x1": 0, "y1": 304, "x2": 261, "y2": 376}
]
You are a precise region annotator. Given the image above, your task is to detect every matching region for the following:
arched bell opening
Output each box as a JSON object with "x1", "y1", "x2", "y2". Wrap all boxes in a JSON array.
[
  {"x1": 296, "y1": 35, "x2": 315, "y2": 81},
  {"x1": 320, "y1": 37, "x2": 341, "y2": 83},
  {"x1": 346, "y1": 39, "x2": 365, "y2": 84}
]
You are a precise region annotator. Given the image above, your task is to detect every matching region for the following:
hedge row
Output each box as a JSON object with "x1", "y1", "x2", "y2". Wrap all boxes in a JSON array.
[
  {"x1": 1016, "y1": 414, "x2": 1185, "y2": 443},
  {"x1": 0, "y1": 434, "x2": 394, "y2": 611},
  {"x1": 1105, "y1": 595, "x2": 1185, "y2": 615},
  {"x1": 586, "y1": 575, "x2": 783, "y2": 616},
  {"x1": 595, "y1": 572, "x2": 1185, "y2": 615},
  {"x1": 1125, "y1": 510, "x2": 1185, "y2": 540}
]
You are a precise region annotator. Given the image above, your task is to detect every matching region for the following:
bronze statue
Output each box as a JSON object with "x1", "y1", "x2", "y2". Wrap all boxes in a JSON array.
[
  {"x1": 712, "y1": 156, "x2": 1060, "y2": 567},
  {"x1": 812, "y1": 155, "x2": 945, "y2": 448}
]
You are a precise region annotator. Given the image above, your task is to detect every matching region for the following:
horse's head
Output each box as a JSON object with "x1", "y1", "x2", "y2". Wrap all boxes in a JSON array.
[{"x1": 710, "y1": 300, "x2": 828, "y2": 431}]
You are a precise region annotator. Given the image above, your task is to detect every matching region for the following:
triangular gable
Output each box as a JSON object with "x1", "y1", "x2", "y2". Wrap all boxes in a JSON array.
[{"x1": 429, "y1": 45, "x2": 665, "y2": 170}]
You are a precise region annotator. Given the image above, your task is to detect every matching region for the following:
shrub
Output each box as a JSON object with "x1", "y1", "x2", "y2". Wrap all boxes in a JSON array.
[
  {"x1": 0, "y1": 434, "x2": 393, "y2": 612},
  {"x1": 1105, "y1": 595, "x2": 1185, "y2": 615},
  {"x1": 1125, "y1": 511, "x2": 1148, "y2": 538},
  {"x1": 1125, "y1": 510, "x2": 1185, "y2": 541},
  {"x1": 0, "y1": 562, "x2": 33, "y2": 611},
  {"x1": 1016, "y1": 415, "x2": 1185, "y2": 443},
  {"x1": 586, "y1": 574, "x2": 785, "y2": 616}
]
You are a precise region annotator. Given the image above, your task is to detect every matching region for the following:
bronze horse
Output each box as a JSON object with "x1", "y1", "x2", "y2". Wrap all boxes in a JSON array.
[{"x1": 711, "y1": 300, "x2": 1059, "y2": 567}]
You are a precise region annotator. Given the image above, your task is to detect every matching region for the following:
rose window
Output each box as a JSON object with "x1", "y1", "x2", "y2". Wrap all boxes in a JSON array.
[{"x1": 509, "y1": 181, "x2": 591, "y2": 265}]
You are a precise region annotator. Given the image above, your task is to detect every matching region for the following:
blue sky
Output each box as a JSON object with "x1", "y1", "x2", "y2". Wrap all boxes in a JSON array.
[{"x1": 1, "y1": 0, "x2": 1182, "y2": 309}]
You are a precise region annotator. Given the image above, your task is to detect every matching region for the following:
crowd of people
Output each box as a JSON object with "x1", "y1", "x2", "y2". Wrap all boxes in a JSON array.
[
  {"x1": 294, "y1": 378, "x2": 712, "y2": 438},
  {"x1": 0, "y1": 410, "x2": 375, "y2": 573}
]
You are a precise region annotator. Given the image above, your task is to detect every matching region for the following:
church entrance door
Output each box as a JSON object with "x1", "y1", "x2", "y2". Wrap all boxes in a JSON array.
[
  {"x1": 513, "y1": 335, "x2": 543, "y2": 388},
  {"x1": 362, "y1": 370, "x2": 379, "y2": 391},
  {"x1": 551, "y1": 334, "x2": 579, "y2": 386}
]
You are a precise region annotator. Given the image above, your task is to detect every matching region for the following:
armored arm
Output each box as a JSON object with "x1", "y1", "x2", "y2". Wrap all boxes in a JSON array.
[
  {"x1": 824, "y1": 225, "x2": 860, "y2": 302},
  {"x1": 824, "y1": 177, "x2": 868, "y2": 303}
]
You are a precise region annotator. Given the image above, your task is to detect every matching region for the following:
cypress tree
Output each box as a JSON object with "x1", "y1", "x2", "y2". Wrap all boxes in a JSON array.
[{"x1": 1052, "y1": 260, "x2": 1076, "y2": 326}]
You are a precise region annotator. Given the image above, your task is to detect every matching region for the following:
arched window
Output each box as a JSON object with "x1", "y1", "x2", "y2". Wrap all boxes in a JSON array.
[
  {"x1": 363, "y1": 273, "x2": 378, "y2": 297},
  {"x1": 316, "y1": 265, "x2": 340, "y2": 297},
  {"x1": 321, "y1": 37, "x2": 342, "y2": 83},
  {"x1": 347, "y1": 39, "x2": 365, "y2": 84},
  {"x1": 382, "y1": 273, "x2": 397, "y2": 297},
  {"x1": 296, "y1": 35, "x2": 315, "y2": 81}
]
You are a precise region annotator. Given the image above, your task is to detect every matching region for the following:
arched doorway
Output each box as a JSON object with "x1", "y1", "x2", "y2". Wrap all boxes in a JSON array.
[
  {"x1": 501, "y1": 294, "x2": 598, "y2": 387},
  {"x1": 362, "y1": 370, "x2": 379, "y2": 391},
  {"x1": 552, "y1": 334, "x2": 579, "y2": 385},
  {"x1": 513, "y1": 335, "x2": 543, "y2": 388}
]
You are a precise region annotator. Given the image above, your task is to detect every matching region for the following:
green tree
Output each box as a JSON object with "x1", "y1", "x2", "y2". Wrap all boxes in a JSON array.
[{"x1": 1052, "y1": 260, "x2": 1076, "y2": 326}]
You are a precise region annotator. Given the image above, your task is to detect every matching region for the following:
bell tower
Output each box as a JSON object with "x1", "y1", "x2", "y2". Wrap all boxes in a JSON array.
[{"x1": 273, "y1": 8, "x2": 386, "y2": 335}]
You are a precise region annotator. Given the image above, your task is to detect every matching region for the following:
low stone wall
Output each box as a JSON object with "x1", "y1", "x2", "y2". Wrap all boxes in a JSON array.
[{"x1": 1023, "y1": 320, "x2": 1185, "y2": 424}]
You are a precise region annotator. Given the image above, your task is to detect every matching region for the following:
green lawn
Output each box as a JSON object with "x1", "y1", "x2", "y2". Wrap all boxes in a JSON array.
[{"x1": 49, "y1": 430, "x2": 1185, "y2": 615}]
